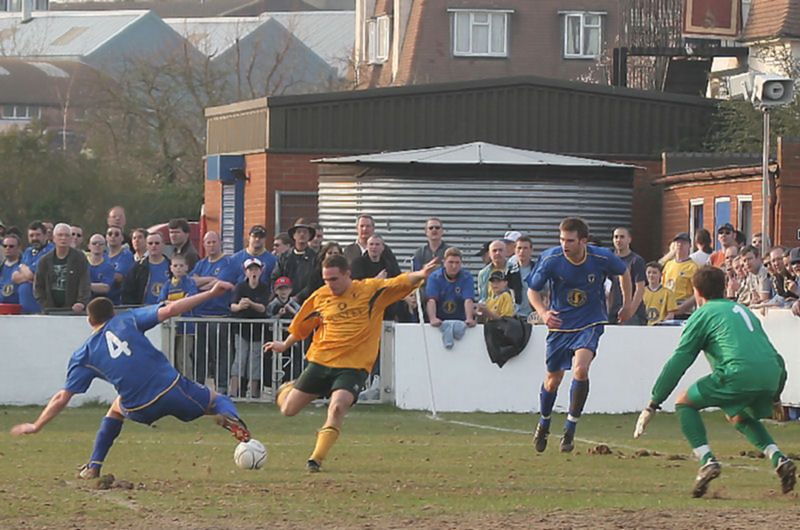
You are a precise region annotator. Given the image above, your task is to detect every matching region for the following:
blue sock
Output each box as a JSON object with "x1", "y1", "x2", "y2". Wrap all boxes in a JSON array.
[
  {"x1": 539, "y1": 384, "x2": 557, "y2": 428},
  {"x1": 565, "y1": 379, "x2": 589, "y2": 434},
  {"x1": 210, "y1": 394, "x2": 239, "y2": 418},
  {"x1": 88, "y1": 416, "x2": 123, "y2": 470}
]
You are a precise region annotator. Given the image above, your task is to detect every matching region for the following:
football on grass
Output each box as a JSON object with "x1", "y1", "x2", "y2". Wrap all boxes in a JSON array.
[{"x1": 234, "y1": 439, "x2": 267, "y2": 470}]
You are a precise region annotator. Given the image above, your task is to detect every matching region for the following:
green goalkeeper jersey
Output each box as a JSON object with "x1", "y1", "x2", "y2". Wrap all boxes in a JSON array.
[{"x1": 651, "y1": 298, "x2": 783, "y2": 405}]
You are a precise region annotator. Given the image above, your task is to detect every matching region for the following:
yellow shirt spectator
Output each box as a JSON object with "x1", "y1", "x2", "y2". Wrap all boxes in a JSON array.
[
  {"x1": 643, "y1": 285, "x2": 677, "y2": 325},
  {"x1": 485, "y1": 290, "x2": 514, "y2": 319},
  {"x1": 662, "y1": 257, "x2": 699, "y2": 304}
]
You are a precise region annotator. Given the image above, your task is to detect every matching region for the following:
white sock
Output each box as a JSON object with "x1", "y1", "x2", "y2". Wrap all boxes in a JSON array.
[
  {"x1": 764, "y1": 444, "x2": 780, "y2": 461},
  {"x1": 693, "y1": 444, "x2": 711, "y2": 462}
]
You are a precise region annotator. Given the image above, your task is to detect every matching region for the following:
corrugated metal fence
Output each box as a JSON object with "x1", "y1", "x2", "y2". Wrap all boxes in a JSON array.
[{"x1": 318, "y1": 173, "x2": 633, "y2": 273}]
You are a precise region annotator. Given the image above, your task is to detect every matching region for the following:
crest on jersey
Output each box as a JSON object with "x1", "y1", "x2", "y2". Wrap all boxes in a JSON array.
[
  {"x1": 587, "y1": 274, "x2": 596, "y2": 283},
  {"x1": 443, "y1": 300, "x2": 457, "y2": 314},
  {"x1": 151, "y1": 282, "x2": 164, "y2": 297},
  {"x1": 566, "y1": 288, "x2": 587, "y2": 307},
  {"x1": 454, "y1": 286, "x2": 462, "y2": 295},
  {"x1": 2, "y1": 283, "x2": 14, "y2": 297},
  {"x1": 647, "y1": 307, "x2": 659, "y2": 323}
]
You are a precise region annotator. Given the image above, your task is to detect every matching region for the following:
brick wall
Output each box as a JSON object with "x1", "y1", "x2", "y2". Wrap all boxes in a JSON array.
[
  {"x1": 661, "y1": 178, "x2": 763, "y2": 255},
  {"x1": 368, "y1": 0, "x2": 619, "y2": 88},
  {"x1": 776, "y1": 137, "x2": 800, "y2": 247}
]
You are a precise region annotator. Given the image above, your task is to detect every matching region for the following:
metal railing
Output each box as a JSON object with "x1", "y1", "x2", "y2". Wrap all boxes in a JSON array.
[{"x1": 161, "y1": 316, "x2": 390, "y2": 403}]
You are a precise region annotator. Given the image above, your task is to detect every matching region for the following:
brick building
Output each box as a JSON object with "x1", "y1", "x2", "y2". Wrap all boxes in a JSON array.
[
  {"x1": 656, "y1": 137, "x2": 800, "y2": 251},
  {"x1": 204, "y1": 75, "x2": 716, "y2": 259}
]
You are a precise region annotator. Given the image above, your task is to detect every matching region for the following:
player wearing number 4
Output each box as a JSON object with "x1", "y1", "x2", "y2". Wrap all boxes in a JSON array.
[
  {"x1": 10, "y1": 281, "x2": 252, "y2": 478},
  {"x1": 263, "y1": 254, "x2": 439, "y2": 472},
  {"x1": 635, "y1": 266, "x2": 796, "y2": 497}
]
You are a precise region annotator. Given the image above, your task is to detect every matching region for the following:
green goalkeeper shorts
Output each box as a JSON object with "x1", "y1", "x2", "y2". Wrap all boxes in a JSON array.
[{"x1": 688, "y1": 371, "x2": 776, "y2": 419}]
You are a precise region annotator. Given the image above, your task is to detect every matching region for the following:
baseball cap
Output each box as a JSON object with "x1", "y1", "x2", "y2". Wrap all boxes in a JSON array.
[
  {"x1": 243, "y1": 257, "x2": 263, "y2": 269},
  {"x1": 249, "y1": 225, "x2": 267, "y2": 236},
  {"x1": 717, "y1": 223, "x2": 735, "y2": 233},
  {"x1": 672, "y1": 232, "x2": 691, "y2": 242},
  {"x1": 502, "y1": 230, "x2": 522, "y2": 243},
  {"x1": 274, "y1": 276, "x2": 292, "y2": 289},
  {"x1": 489, "y1": 270, "x2": 507, "y2": 282},
  {"x1": 474, "y1": 241, "x2": 491, "y2": 257},
  {"x1": 789, "y1": 247, "x2": 800, "y2": 265}
]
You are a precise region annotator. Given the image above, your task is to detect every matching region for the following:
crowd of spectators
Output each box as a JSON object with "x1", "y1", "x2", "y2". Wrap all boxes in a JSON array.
[{"x1": 3, "y1": 210, "x2": 800, "y2": 396}]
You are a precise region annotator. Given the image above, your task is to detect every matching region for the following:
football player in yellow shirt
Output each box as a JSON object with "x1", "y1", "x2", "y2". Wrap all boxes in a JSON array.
[{"x1": 264, "y1": 254, "x2": 438, "y2": 472}]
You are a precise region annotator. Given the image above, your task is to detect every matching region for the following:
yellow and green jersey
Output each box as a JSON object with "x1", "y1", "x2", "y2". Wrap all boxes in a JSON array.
[{"x1": 289, "y1": 273, "x2": 419, "y2": 371}]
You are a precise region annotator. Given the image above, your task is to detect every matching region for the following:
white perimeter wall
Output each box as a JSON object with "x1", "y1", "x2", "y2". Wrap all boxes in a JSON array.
[
  {"x1": 394, "y1": 309, "x2": 800, "y2": 413},
  {"x1": 0, "y1": 315, "x2": 162, "y2": 407},
  {"x1": 1, "y1": 310, "x2": 797, "y2": 412}
]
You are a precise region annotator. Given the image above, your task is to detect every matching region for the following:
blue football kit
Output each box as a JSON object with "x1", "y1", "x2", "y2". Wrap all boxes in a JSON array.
[
  {"x1": 189, "y1": 255, "x2": 237, "y2": 316},
  {"x1": 425, "y1": 268, "x2": 475, "y2": 321},
  {"x1": 89, "y1": 259, "x2": 115, "y2": 300},
  {"x1": 528, "y1": 245, "x2": 626, "y2": 371},
  {"x1": 0, "y1": 260, "x2": 21, "y2": 304},
  {"x1": 63, "y1": 304, "x2": 209, "y2": 422},
  {"x1": 106, "y1": 248, "x2": 135, "y2": 304},
  {"x1": 19, "y1": 242, "x2": 53, "y2": 313}
]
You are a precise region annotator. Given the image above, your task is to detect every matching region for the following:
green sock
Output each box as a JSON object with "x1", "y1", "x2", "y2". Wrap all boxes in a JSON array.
[
  {"x1": 676, "y1": 403, "x2": 713, "y2": 462},
  {"x1": 733, "y1": 418, "x2": 783, "y2": 466}
]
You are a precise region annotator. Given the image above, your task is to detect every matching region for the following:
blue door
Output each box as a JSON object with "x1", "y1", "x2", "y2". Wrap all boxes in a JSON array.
[{"x1": 714, "y1": 199, "x2": 731, "y2": 250}]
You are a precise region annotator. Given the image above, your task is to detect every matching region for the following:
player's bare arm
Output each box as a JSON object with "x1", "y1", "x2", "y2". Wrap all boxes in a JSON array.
[
  {"x1": 617, "y1": 268, "x2": 634, "y2": 323},
  {"x1": 157, "y1": 280, "x2": 234, "y2": 322},
  {"x1": 408, "y1": 257, "x2": 439, "y2": 283},
  {"x1": 264, "y1": 333, "x2": 299, "y2": 354},
  {"x1": 530, "y1": 288, "x2": 561, "y2": 328},
  {"x1": 11, "y1": 390, "x2": 76, "y2": 436}
]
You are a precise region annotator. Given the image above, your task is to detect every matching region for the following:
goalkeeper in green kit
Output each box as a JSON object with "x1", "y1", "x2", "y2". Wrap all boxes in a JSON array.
[{"x1": 634, "y1": 266, "x2": 796, "y2": 498}]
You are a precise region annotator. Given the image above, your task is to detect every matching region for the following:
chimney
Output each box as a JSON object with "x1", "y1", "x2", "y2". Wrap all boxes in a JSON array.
[{"x1": 21, "y1": 0, "x2": 33, "y2": 24}]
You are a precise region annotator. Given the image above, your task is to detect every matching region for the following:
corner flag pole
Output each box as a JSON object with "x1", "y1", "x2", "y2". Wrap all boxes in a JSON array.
[{"x1": 415, "y1": 286, "x2": 438, "y2": 418}]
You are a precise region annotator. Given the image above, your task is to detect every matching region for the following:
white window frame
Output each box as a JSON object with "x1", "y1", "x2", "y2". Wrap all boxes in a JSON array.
[
  {"x1": 561, "y1": 10, "x2": 604, "y2": 59},
  {"x1": 366, "y1": 15, "x2": 391, "y2": 64},
  {"x1": 689, "y1": 198, "x2": 704, "y2": 239},
  {"x1": 448, "y1": 8, "x2": 513, "y2": 58},
  {"x1": 2, "y1": 104, "x2": 40, "y2": 120},
  {"x1": 737, "y1": 194, "x2": 753, "y2": 240}
]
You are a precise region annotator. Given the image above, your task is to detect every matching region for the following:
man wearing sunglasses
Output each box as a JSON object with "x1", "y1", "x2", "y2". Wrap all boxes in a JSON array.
[
  {"x1": 1, "y1": 233, "x2": 23, "y2": 304},
  {"x1": 709, "y1": 223, "x2": 737, "y2": 268},
  {"x1": 105, "y1": 226, "x2": 135, "y2": 305}
]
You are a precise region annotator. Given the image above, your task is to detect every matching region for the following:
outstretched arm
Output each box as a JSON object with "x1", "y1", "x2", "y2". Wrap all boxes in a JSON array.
[
  {"x1": 11, "y1": 390, "x2": 75, "y2": 435},
  {"x1": 157, "y1": 280, "x2": 234, "y2": 322},
  {"x1": 407, "y1": 258, "x2": 439, "y2": 284},
  {"x1": 263, "y1": 333, "x2": 300, "y2": 354}
]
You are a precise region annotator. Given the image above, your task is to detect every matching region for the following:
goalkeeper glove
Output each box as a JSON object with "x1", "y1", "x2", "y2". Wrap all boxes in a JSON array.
[{"x1": 634, "y1": 401, "x2": 659, "y2": 439}]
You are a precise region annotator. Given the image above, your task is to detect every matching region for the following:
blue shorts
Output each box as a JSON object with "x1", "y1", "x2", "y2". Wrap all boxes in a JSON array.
[
  {"x1": 122, "y1": 377, "x2": 211, "y2": 425},
  {"x1": 545, "y1": 325, "x2": 604, "y2": 373}
]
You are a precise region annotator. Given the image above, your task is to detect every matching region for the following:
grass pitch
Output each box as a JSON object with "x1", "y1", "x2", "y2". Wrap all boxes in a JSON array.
[{"x1": 2, "y1": 403, "x2": 799, "y2": 529}]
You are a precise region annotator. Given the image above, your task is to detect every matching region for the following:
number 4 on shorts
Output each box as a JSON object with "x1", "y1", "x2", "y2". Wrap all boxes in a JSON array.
[{"x1": 105, "y1": 331, "x2": 132, "y2": 359}]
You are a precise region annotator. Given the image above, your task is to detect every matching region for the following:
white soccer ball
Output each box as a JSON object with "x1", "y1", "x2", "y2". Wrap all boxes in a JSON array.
[{"x1": 234, "y1": 439, "x2": 267, "y2": 470}]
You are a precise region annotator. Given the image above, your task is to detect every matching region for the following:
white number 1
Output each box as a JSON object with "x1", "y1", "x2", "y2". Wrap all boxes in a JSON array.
[
  {"x1": 732, "y1": 305, "x2": 754, "y2": 332},
  {"x1": 105, "y1": 331, "x2": 132, "y2": 359}
]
